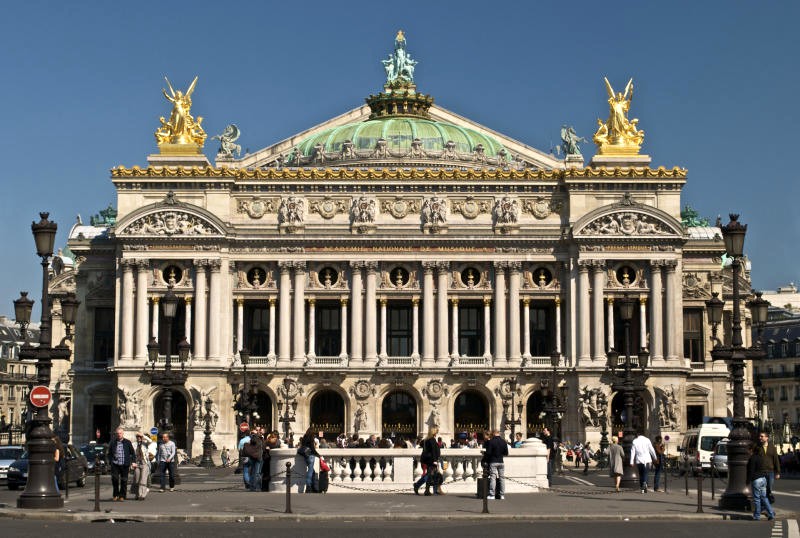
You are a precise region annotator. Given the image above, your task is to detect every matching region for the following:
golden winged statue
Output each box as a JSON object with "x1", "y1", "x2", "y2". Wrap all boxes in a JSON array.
[
  {"x1": 593, "y1": 77, "x2": 644, "y2": 155},
  {"x1": 155, "y1": 76, "x2": 207, "y2": 150}
]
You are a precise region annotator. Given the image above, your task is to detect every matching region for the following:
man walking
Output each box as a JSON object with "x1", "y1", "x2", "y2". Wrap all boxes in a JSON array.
[
  {"x1": 755, "y1": 431, "x2": 781, "y2": 497},
  {"x1": 132, "y1": 432, "x2": 152, "y2": 500},
  {"x1": 484, "y1": 428, "x2": 509, "y2": 500},
  {"x1": 108, "y1": 427, "x2": 136, "y2": 501},
  {"x1": 748, "y1": 437, "x2": 776, "y2": 521},
  {"x1": 630, "y1": 430, "x2": 657, "y2": 493},
  {"x1": 157, "y1": 432, "x2": 177, "y2": 492}
]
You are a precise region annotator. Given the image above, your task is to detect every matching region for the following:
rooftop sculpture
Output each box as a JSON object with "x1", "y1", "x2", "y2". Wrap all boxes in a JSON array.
[
  {"x1": 593, "y1": 77, "x2": 645, "y2": 155},
  {"x1": 381, "y1": 30, "x2": 417, "y2": 84},
  {"x1": 155, "y1": 76, "x2": 207, "y2": 153}
]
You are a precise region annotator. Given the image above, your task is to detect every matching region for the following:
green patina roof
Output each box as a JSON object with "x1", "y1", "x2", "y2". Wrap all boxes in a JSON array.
[{"x1": 297, "y1": 117, "x2": 510, "y2": 160}]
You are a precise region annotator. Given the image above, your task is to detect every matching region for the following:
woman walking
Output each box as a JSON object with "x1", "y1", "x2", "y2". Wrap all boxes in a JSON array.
[
  {"x1": 299, "y1": 428, "x2": 319, "y2": 493},
  {"x1": 608, "y1": 437, "x2": 624, "y2": 492},
  {"x1": 413, "y1": 427, "x2": 441, "y2": 496}
]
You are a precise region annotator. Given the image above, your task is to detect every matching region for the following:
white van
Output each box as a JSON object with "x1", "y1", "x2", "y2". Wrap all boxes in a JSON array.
[{"x1": 679, "y1": 423, "x2": 730, "y2": 475}]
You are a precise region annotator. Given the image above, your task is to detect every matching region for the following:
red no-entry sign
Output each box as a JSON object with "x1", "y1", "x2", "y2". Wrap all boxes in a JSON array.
[
  {"x1": 30, "y1": 385, "x2": 52, "y2": 408},
  {"x1": 239, "y1": 422, "x2": 249, "y2": 432}
]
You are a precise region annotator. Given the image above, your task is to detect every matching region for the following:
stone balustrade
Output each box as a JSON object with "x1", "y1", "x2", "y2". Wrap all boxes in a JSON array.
[{"x1": 268, "y1": 437, "x2": 548, "y2": 493}]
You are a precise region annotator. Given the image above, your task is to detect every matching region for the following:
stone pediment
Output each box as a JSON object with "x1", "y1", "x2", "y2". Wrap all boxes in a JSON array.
[
  {"x1": 573, "y1": 194, "x2": 684, "y2": 239},
  {"x1": 114, "y1": 192, "x2": 227, "y2": 238}
]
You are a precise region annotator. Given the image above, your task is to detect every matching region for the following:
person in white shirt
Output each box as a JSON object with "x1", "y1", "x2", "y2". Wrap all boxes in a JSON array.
[{"x1": 630, "y1": 432, "x2": 658, "y2": 493}]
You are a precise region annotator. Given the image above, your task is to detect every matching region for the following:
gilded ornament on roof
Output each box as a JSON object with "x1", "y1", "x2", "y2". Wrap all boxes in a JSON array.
[
  {"x1": 155, "y1": 76, "x2": 207, "y2": 153},
  {"x1": 593, "y1": 77, "x2": 645, "y2": 155}
]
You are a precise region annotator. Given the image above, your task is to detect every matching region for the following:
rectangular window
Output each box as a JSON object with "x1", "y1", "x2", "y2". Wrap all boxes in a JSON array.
[
  {"x1": 530, "y1": 303, "x2": 554, "y2": 356},
  {"x1": 388, "y1": 302, "x2": 412, "y2": 357},
  {"x1": 458, "y1": 302, "x2": 483, "y2": 357},
  {"x1": 245, "y1": 303, "x2": 270, "y2": 356},
  {"x1": 93, "y1": 307, "x2": 115, "y2": 367},
  {"x1": 683, "y1": 308, "x2": 704, "y2": 362},
  {"x1": 316, "y1": 301, "x2": 341, "y2": 357},
  {"x1": 781, "y1": 386, "x2": 788, "y2": 401}
]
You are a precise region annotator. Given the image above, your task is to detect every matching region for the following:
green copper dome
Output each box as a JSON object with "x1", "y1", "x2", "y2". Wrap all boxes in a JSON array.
[{"x1": 297, "y1": 117, "x2": 509, "y2": 160}]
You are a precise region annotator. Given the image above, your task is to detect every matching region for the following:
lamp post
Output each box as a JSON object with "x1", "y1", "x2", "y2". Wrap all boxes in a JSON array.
[
  {"x1": 16, "y1": 213, "x2": 79, "y2": 509},
  {"x1": 543, "y1": 353, "x2": 567, "y2": 440},
  {"x1": 234, "y1": 348, "x2": 258, "y2": 430},
  {"x1": 706, "y1": 213, "x2": 769, "y2": 510},
  {"x1": 277, "y1": 398, "x2": 297, "y2": 441},
  {"x1": 199, "y1": 397, "x2": 215, "y2": 468},
  {"x1": 606, "y1": 294, "x2": 649, "y2": 489}
]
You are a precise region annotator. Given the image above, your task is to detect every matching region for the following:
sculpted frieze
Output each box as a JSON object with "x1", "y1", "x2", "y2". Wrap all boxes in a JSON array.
[
  {"x1": 309, "y1": 197, "x2": 348, "y2": 219},
  {"x1": 493, "y1": 197, "x2": 519, "y2": 224},
  {"x1": 579, "y1": 211, "x2": 672, "y2": 236},
  {"x1": 237, "y1": 197, "x2": 279, "y2": 219},
  {"x1": 451, "y1": 197, "x2": 491, "y2": 219},
  {"x1": 278, "y1": 196, "x2": 305, "y2": 225},
  {"x1": 120, "y1": 211, "x2": 221, "y2": 236},
  {"x1": 683, "y1": 272, "x2": 712, "y2": 299},
  {"x1": 522, "y1": 197, "x2": 563, "y2": 220},
  {"x1": 380, "y1": 197, "x2": 421, "y2": 219}
]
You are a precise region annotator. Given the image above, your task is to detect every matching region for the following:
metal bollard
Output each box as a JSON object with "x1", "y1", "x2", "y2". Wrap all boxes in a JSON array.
[
  {"x1": 93, "y1": 456, "x2": 101, "y2": 512},
  {"x1": 710, "y1": 456, "x2": 715, "y2": 500},
  {"x1": 64, "y1": 465, "x2": 69, "y2": 500},
  {"x1": 685, "y1": 467, "x2": 689, "y2": 496},
  {"x1": 480, "y1": 463, "x2": 489, "y2": 514},
  {"x1": 664, "y1": 461, "x2": 668, "y2": 493},
  {"x1": 285, "y1": 462, "x2": 292, "y2": 514},
  {"x1": 696, "y1": 473, "x2": 704, "y2": 513}
]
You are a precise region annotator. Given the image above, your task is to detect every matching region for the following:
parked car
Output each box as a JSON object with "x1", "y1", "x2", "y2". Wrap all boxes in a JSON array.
[
  {"x1": 711, "y1": 438, "x2": 729, "y2": 476},
  {"x1": 0, "y1": 446, "x2": 24, "y2": 483},
  {"x1": 7, "y1": 444, "x2": 89, "y2": 490},
  {"x1": 80, "y1": 443, "x2": 109, "y2": 474}
]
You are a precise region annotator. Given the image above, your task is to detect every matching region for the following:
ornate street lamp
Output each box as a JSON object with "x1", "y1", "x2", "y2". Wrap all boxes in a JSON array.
[
  {"x1": 707, "y1": 214, "x2": 769, "y2": 510},
  {"x1": 16, "y1": 213, "x2": 78, "y2": 509},
  {"x1": 606, "y1": 294, "x2": 649, "y2": 489},
  {"x1": 277, "y1": 397, "x2": 298, "y2": 441},
  {"x1": 544, "y1": 353, "x2": 567, "y2": 441},
  {"x1": 199, "y1": 396, "x2": 215, "y2": 468}
]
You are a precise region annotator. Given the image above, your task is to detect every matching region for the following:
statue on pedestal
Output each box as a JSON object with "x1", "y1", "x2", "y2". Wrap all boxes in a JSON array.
[
  {"x1": 593, "y1": 77, "x2": 645, "y2": 154},
  {"x1": 155, "y1": 76, "x2": 207, "y2": 148}
]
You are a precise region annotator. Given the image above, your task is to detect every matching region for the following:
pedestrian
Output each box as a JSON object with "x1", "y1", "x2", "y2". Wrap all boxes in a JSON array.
[
  {"x1": 541, "y1": 427, "x2": 554, "y2": 484},
  {"x1": 413, "y1": 426, "x2": 441, "y2": 496},
  {"x1": 582, "y1": 442, "x2": 593, "y2": 475},
  {"x1": 108, "y1": 427, "x2": 136, "y2": 501},
  {"x1": 608, "y1": 437, "x2": 624, "y2": 492},
  {"x1": 237, "y1": 426, "x2": 251, "y2": 487},
  {"x1": 653, "y1": 435, "x2": 666, "y2": 492},
  {"x1": 220, "y1": 446, "x2": 230, "y2": 468},
  {"x1": 132, "y1": 432, "x2": 152, "y2": 500},
  {"x1": 754, "y1": 430, "x2": 781, "y2": 500},
  {"x1": 52, "y1": 435, "x2": 65, "y2": 493},
  {"x1": 157, "y1": 432, "x2": 177, "y2": 492},
  {"x1": 242, "y1": 431, "x2": 263, "y2": 491},
  {"x1": 630, "y1": 430, "x2": 657, "y2": 493},
  {"x1": 299, "y1": 427, "x2": 319, "y2": 493},
  {"x1": 484, "y1": 428, "x2": 509, "y2": 500},
  {"x1": 748, "y1": 442, "x2": 776, "y2": 521}
]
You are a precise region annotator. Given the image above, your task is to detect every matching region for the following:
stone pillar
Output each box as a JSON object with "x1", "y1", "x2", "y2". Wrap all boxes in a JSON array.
[
  {"x1": 339, "y1": 298, "x2": 349, "y2": 360},
  {"x1": 483, "y1": 296, "x2": 492, "y2": 360},
  {"x1": 278, "y1": 261, "x2": 292, "y2": 364},
  {"x1": 268, "y1": 298, "x2": 277, "y2": 360},
  {"x1": 607, "y1": 298, "x2": 615, "y2": 351},
  {"x1": 151, "y1": 297, "x2": 159, "y2": 339},
  {"x1": 508, "y1": 262, "x2": 522, "y2": 363},
  {"x1": 379, "y1": 297, "x2": 388, "y2": 359},
  {"x1": 184, "y1": 297, "x2": 192, "y2": 345},
  {"x1": 365, "y1": 262, "x2": 378, "y2": 361},
  {"x1": 664, "y1": 260, "x2": 678, "y2": 362},
  {"x1": 591, "y1": 261, "x2": 606, "y2": 362},
  {"x1": 436, "y1": 262, "x2": 450, "y2": 363},
  {"x1": 649, "y1": 261, "x2": 663, "y2": 362},
  {"x1": 193, "y1": 260, "x2": 207, "y2": 360},
  {"x1": 411, "y1": 297, "x2": 420, "y2": 361},
  {"x1": 577, "y1": 261, "x2": 591, "y2": 365},
  {"x1": 307, "y1": 297, "x2": 316, "y2": 360},
  {"x1": 554, "y1": 296, "x2": 562, "y2": 355},
  {"x1": 135, "y1": 260, "x2": 149, "y2": 360},
  {"x1": 640, "y1": 297, "x2": 647, "y2": 350},
  {"x1": 236, "y1": 298, "x2": 244, "y2": 353},
  {"x1": 522, "y1": 297, "x2": 531, "y2": 362},
  {"x1": 422, "y1": 262, "x2": 436, "y2": 365},
  {"x1": 672, "y1": 260, "x2": 684, "y2": 364},
  {"x1": 493, "y1": 262, "x2": 507, "y2": 361},
  {"x1": 208, "y1": 259, "x2": 222, "y2": 360},
  {"x1": 293, "y1": 261, "x2": 307, "y2": 361},
  {"x1": 349, "y1": 262, "x2": 364, "y2": 361},
  {"x1": 120, "y1": 260, "x2": 134, "y2": 361},
  {"x1": 450, "y1": 298, "x2": 459, "y2": 359}
]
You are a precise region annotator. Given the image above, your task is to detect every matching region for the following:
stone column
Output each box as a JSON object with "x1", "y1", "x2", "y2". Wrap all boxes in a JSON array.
[
  {"x1": 411, "y1": 297, "x2": 420, "y2": 361},
  {"x1": 193, "y1": 260, "x2": 207, "y2": 360},
  {"x1": 307, "y1": 297, "x2": 316, "y2": 360},
  {"x1": 268, "y1": 298, "x2": 277, "y2": 361},
  {"x1": 649, "y1": 261, "x2": 663, "y2": 362},
  {"x1": 236, "y1": 298, "x2": 244, "y2": 353},
  {"x1": 483, "y1": 296, "x2": 492, "y2": 360},
  {"x1": 208, "y1": 259, "x2": 222, "y2": 360},
  {"x1": 522, "y1": 297, "x2": 531, "y2": 362},
  {"x1": 450, "y1": 298, "x2": 460, "y2": 359},
  {"x1": 607, "y1": 298, "x2": 615, "y2": 351},
  {"x1": 493, "y1": 262, "x2": 507, "y2": 361},
  {"x1": 349, "y1": 262, "x2": 363, "y2": 361},
  {"x1": 664, "y1": 260, "x2": 678, "y2": 362},
  {"x1": 134, "y1": 261, "x2": 149, "y2": 361},
  {"x1": 339, "y1": 298, "x2": 349, "y2": 360},
  {"x1": 120, "y1": 259, "x2": 135, "y2": 361},
  {"x1": 365, "y1": 262, "x2": 378, "y2": 361},
  {"x1": 591, "y1": 261, "x2": 606, "y2": 362},
  {"x1": 639, "y1": 297, "x2": 647, "y2": 350},
  {"x1": 436, "y1": 262, "x2": 450, "y2": 363},
  {"x1": 379, "y1": 297, "x2": 388, "y2": 359},
  {"x1": 293, "y1": 261, "x2": 307, "y2": 361},
  {"x1": 422, "y1": 262, "x2": 436, "y2": 365},
  {"x1": 577, "y1": 261, "x2": 591, "y2": 365},
  {"x1": 554, "y1": 297, "x2": 562, "y2": 355},
  {"x1": 184, "y1": 297, "x2": 192, "y2": 345},
  {"x1": 151, "y1": 297, "x2": 159, "y2": 339},
  {"x1": 672, "y1": 260, "x2": 684, "y2": 364},
  {"x1": 508, "y1": 262, "x2": 522, "y2": 363},
  {"x1": 278, "y1": 261, "x2": 292, "y2": 364}
]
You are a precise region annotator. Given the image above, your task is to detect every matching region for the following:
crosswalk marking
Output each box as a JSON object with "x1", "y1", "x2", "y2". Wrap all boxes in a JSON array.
[
  {"x1": 774, "y1": 491, "x2": 800, "y2": 498},
  {"x1": 787, "y1": 519, "x2": 799, "y2": 538},
  {"x1": 564, "y1": 475, "x2": 594, "y2": 486},
  {"x1": 772, "y1": 520, "x2": 783, "y2": 538}
]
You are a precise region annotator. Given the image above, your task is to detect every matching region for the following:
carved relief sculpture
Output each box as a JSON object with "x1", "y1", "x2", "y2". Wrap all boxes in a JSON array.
[
  {"x1": 421, "y1": 196, "x2": 447, "y2": 226},
  {"x1": 278, "y1": 196, "x2": 305, "y2": 225},
  {"x1": 493, "y1": 197, "x2": 519, "y2": 224},
  {"x1": 580, "y1": 212, "x2": 671, "y2": 236},
  {"x1": 121, "y1": 211, "x2": 218, "y2": 236}
]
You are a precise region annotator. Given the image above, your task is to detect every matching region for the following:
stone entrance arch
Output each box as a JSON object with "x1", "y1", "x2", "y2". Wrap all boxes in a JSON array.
[
  {"x1": 381, "y1": 390, "x2": 417, "y2": 440},
  {"x1": 154, "y1": 390, "x2": 188, "y2": 449},
  {"x1": 309, "y1": 390, "x2": 345, "y2": 441},
  {"x1": 453, "y1": 390, "x2": 489, "y2": 434}
]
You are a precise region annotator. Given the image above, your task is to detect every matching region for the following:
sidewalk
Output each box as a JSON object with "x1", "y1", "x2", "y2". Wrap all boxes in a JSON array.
[{"x1": 0, "y1": 467, "x2": 795, "y2": 523}]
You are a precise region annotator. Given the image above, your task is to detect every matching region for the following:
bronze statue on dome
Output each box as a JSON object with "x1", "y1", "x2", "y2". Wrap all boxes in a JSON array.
[
  {"x1": 382, "y1": 30, "x2": 417, "y2": 84},
  {"x1": 593, "y1": 77, "x2": 644, "y2": 154},
  {"x1": 155, "y1": 76, "x2": 207, "y2": 148}
]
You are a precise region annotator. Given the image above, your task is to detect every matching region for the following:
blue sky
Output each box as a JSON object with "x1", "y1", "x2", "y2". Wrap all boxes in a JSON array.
[{"x1": 1, "y1": 1, "x2": 798, "y2": 318}]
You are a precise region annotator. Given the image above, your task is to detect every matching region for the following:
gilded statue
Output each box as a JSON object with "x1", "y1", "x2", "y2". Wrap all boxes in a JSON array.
[
  {"x1": 155, "y1": 76, "x2": 207, "y2": 149},
  {"x1": 593, "y1": 77, "x2": 644, "y2": 154}
]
